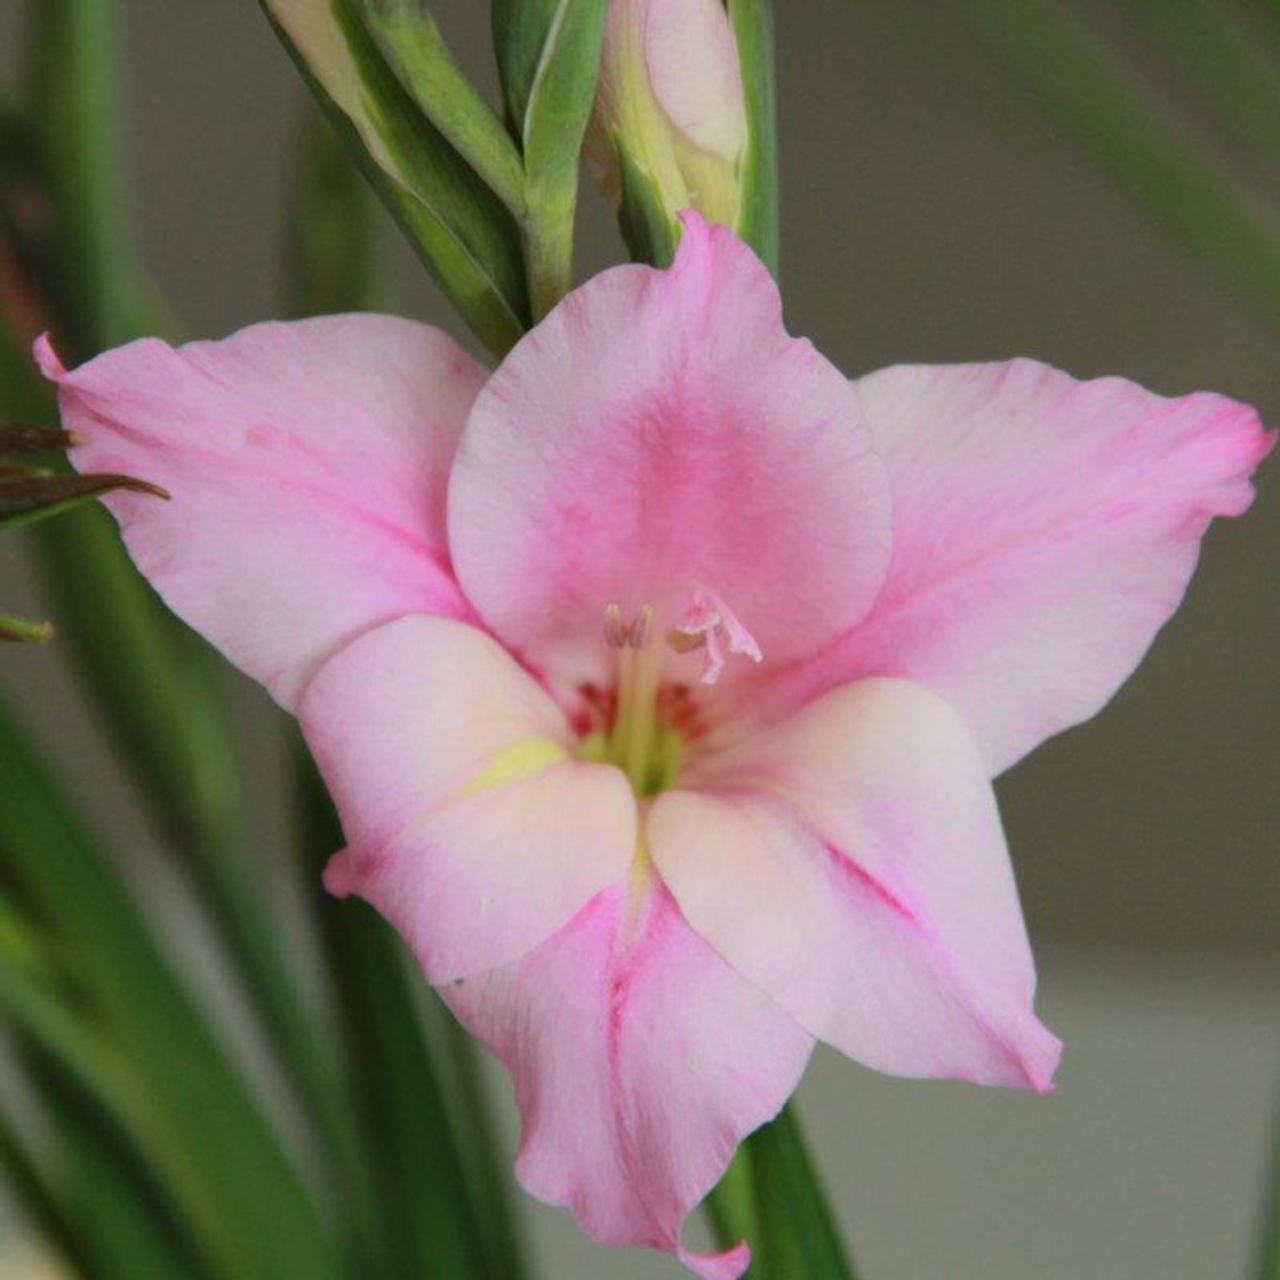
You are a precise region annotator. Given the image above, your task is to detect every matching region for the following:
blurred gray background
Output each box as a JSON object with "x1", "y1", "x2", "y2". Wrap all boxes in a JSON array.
[{"x1": 1, "y1": 3, "x2": 1277, "y2": 1278}]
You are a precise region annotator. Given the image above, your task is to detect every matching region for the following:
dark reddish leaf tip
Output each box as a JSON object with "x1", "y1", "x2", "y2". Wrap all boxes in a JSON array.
[{"x1": 0, "y1": 422, "x2": 77, "y2": 455}]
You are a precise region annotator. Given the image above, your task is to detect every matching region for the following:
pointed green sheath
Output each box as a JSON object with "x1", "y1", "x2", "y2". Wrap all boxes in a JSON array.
[
  {"x1": 357, "y1": 1, "x2": 526, "y2": 218},
  {"x1": 262, "y1": 0, "x2": 531, "y2": 355},
  {"x1": 616, "y1": 136, "x2": 677, "y2": 268},
  {"x1": 492, "y1": 0, "x2": 562, "y2": 128},
  {"x1": 516, "y1": 0, "x2": 607, "y2": 316}
]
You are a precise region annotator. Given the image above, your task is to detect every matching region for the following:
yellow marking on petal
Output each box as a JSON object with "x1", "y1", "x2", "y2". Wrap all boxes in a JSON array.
[{"x1": 457, "y1": 737, "x2": 567, "y2": 801}]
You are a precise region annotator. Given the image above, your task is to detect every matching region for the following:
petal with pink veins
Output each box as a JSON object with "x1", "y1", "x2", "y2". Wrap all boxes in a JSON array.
[
  {"x1": 752, "y1": 359, "x2": 1274, "y2": 774},
  {"x1": 447, "y1": 212, "x2": 891, "y2": 684},
  {"x1": 443, "y1": 878, "x2": 813, "y2": 1280},
  {"x1": 302, "y1": 615, "x2": 636, "y2": 981},
  {"x1": 42, "y1": 314, "x2": 487, "y2": 708},
  {"x1": 650, "y1": 677, "x2": 1061, "y2": 1089}
]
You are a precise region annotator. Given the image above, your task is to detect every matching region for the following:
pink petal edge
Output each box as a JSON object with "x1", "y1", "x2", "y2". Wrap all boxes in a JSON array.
[
  {"x1": 443, "y1": 879, "x2": 813, "y2": 1279},
  {"x1": 301, "y1": 615, "x2": 637, "y2": 981},
  {"x1": 41, "y1": 315, "x2": 486, "y2": 709},
  {"x1": 652, "y1": 677, "x2": 1061, "y2": 1090},
  {"x1": 750, "y1": 358, "x2": 1274, "y2": 774}
]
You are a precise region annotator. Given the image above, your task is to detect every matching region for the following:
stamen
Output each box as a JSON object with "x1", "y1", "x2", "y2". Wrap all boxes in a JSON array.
[
  {"x1": 666, "y1": 587, "x2": 762, "y2": 685},
  {"x1": 665, "y1": 629, "x2": 705, "y2": 655},
  {"x1": 604, "y1": 603, "x2": 628, "y2": 649},
  {"x1": 628, "y1": 604, "x2": 654, "y2": 649}
]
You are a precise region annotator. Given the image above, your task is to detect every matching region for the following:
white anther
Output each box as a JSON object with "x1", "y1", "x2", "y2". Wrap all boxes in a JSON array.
[
  {"x1": 604, "y1": 603, "x2": 628, "y2": 649},
  {"x1": 628, "y1": 605, "x2": 655, "y2": 650}
]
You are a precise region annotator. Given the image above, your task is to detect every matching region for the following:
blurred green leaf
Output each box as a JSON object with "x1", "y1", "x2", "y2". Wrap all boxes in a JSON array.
[
  {"x1": 24, "y1": 0, "x2": 142, "y2": 354},
  {"x1": 959, "y1": 0, "x2": 1280, "y2": 335},
  {"x1": 0, "y1": 945, "x2": 218, "y2": 1279},
  {"x1": 701, "y1": 1140, "x2": 757, "y2": 1259},
  {"x1": 358, "y1": 1, "x2": 526, "y2": 217},
  {"x1": 0, "y1": 1105, "x2": 104, "y2": 1279},
  {"x1": 298, "y1": 755, "x2": 529, "y2": 1280},
  {"x1": 1128, "y1": 0, "x2": 1280, "y2": 174},
  {"x1": 0, "y1": 691, "x2": 343, "y2": 1280},
  {"x1": 0, "y1": 902, "x2": 205, "y2": 1276},
  {"x1": 705, "y1": 1105, "x2": 857, "y2": 1280},
  {"x1": 263, "y1": 0, "x2": 531, "y2": 355},
  {"x1": 287, "y1": 104, "x2": 382, "y2": 317},
  {"x1": 728, "y1": 0, "x2": 780, "y2": 278},
  {"x1": 1, "y1": 249, "x2": 348, "y2": 1231},
  {"x1": 518, "y1": 0, "x2": 607, "y2": 316},
  {"x1": 0, "y1": 613, "x2": 53, "y2": 643},
  {"x1": 748, "y1": 1105, "x2": 857, "y2": 1279}
]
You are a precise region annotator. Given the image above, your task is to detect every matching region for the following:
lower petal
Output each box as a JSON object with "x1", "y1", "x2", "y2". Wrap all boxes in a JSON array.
[
  {"x1": 301, "y1": 616, "x2": 636, "y2": 980},
  {"x1": 443, "y1": 878, "x2": 813, "y2": 1279},
  {"x1": 650, "y1": 677, "x2": 1061, "y2": 1090}
]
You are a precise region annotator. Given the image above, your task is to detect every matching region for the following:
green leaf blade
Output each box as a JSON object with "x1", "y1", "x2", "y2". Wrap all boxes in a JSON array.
[
  {"x1": 728, "y1": 0, "x2": 780, "y2": 279},
  {"x1": 0, "y1": 692, "x2": 343, "y2": 1280}
]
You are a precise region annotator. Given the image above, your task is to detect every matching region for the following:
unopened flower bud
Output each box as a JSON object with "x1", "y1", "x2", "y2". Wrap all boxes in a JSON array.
[{"x1": 589, "y1": 0, "x2": 747, "y2": 237}]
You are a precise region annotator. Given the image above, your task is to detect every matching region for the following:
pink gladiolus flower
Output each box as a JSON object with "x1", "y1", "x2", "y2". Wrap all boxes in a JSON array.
[{"x1": 40, "y1": 214, "x2": 1272, "y2": 1278}]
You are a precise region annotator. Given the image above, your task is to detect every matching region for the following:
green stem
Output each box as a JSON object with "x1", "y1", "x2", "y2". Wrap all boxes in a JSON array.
[
  {"x1": 706, "y1": 1105, "x2": 857, "y2": 1279},
  {"x1": 523, "y1": 209, "x2": 575, "y2": 320}
]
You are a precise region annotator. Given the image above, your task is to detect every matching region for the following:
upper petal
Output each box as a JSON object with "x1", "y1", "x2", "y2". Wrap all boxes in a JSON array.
[
  {"x1": 447, "y1": 214, "x2": 891, "y2": 683},
  {"x1": 754, "y1": 359, "x2": 1273, "y2": 774},
  {"x1": 301, "y1": 615, "x2": 636, "y2": 981},
  {"x1": 649, "y1": 677, "x2": 1061, "y2": 1090},
  {"x1": 44, "y1": 314, "x2": 486, "y2": 708},
  {"x1": 443, "y1": 878, "x2": 813, "y2": 1279}
]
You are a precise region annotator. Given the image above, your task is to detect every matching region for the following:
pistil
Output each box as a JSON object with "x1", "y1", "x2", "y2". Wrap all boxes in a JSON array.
[{"x1": 602, "y1": 604, "x2": 681, "y2": 795}]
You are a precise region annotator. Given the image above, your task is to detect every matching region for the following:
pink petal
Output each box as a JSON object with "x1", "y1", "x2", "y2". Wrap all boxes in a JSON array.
[
  {"x1": 447, "y1": 214, "x2": 891, "y2": 684},
  {"x1": 756, "y1": 359, "x2": 1274, "y2": 774},
  {"x1": 650, "y1": 677, "x2": 1061, "y2": 1090},
  {"x1": 644, "y1": 0, "x2": 747, "y2": 160},
  {"x1": 43, "y1": 315, "x2": 487, "y2": 708},
  {"x1": 443, "y1": 878, "x2": 813, "y2": 1278},
  {"x1": 301, "y1": 616, "x2": 636, "y2": 981}
]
